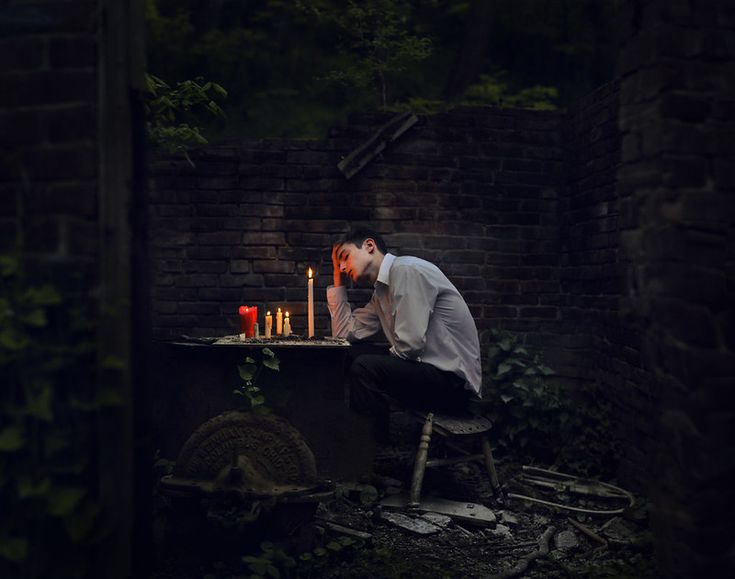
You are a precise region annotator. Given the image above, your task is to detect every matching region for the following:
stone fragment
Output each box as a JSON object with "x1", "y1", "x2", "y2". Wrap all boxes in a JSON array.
[
  {"x1": 499, "y1": 510, "x2": 519, "y2": 525},
  {"x1": 601, "y1": 516, "x2": 641, "y2": 544},
  {"x1": 421, "y1": 512, "x2": 452, "y2": 528},
  {"x1": 486, "y1": 524, "x2": 513, "y2": 540},
  {"x1": 379, "y1": 511, "x2": 441, "y2": 535},
  {"x1": 554, "y1": 529, "x2": 579, "y2": 551}
]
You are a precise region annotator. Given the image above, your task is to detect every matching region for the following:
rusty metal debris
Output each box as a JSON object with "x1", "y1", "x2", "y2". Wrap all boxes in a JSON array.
[{"x1": 506, "y1": 465, "x2": 634, "y2": 516}]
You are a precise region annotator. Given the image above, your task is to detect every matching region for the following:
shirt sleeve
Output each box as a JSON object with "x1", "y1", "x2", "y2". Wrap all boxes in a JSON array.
[
  {"x1": 326, "y1": 285, "x2": 382, "y2": 340},
  {"x1": 389, "y1": 264, "x2": 438, "y2": 361}
]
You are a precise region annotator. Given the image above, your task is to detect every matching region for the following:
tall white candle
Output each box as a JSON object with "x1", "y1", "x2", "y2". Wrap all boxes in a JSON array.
[
  {"x1": 276, "y1": 307, "x2": 283, "y2": 336},
  {"x1": 264, "y1": 311, "x2": 272, "y2": 339},
  {"x1": 308, "y1": 267, "x2": 314, "y2": 338}
]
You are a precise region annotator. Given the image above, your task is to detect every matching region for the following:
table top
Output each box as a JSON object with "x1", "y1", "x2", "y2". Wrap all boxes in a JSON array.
[{"x1": 166, "y1": 334, "x2": 351, "y2": 349}]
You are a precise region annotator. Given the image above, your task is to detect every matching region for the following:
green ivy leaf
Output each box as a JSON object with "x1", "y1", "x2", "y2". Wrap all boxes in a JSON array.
[
  {"x1": 0, "y1": 537, "x2": 28, "y2": 562},
  {"x1": 26, "y1": 384, "x2": 53, "y2": 421},
  {"x1": 0, "y1": 426, "x2": 24, "y2": 451},
  {"x1": 239, "y1": 363, "x2": 257, "y2": 382},
  {"x1": 262, "y1": 357, "x2": 279, "y2": 371},
  {"x1": 496, "y1": 363, "x2": 513, "y2": 377},
  {"x1": 500, "y1": 394, "x2": 514, "y2": 404},
  {"x1": 47, "y1": 486, "x2": 87, "y2": 517},
  {"x1": 17, "y1": 475, "x2": 51, "y2": 498},
  {"x1": 64, "y1": 500, "x2": 99, "y2": 542}
]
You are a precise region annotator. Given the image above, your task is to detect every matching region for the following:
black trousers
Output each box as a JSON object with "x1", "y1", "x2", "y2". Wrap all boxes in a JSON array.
[{"x1": 348, "y1": 353, "x2": 473, "y2": 420}]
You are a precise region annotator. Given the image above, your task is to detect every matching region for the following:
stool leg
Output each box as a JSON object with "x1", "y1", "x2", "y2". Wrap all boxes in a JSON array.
[
  {"x1": 409, "y1": 413, "x2": 433, "y2": 507},
  {"x1": 481, "y1": 435, "x2": 501, "y2": 496}
]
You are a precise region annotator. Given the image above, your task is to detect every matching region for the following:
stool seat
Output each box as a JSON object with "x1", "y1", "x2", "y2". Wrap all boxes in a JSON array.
[
  {"x1": 409, "y1": 410, "x2": 492, "y2": 436},
  {"x1": 406, "y1": 410, "x2": 501, "y2": 506}
]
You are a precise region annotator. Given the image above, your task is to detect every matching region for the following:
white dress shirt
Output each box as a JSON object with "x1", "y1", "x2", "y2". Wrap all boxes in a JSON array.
[{"x1": 327, "y1": 253, "x2": 482, "y2": 396}]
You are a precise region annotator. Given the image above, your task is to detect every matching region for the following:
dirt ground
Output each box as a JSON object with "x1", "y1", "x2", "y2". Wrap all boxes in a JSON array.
[{"x1": 151, "y1": 456, "x2": 659, "y2": 579}]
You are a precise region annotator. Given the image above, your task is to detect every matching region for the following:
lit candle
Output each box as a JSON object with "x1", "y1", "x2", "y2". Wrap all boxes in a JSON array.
[
  {"x1": 307, "y1": 267, "x2": 314, "y2": 338},
  {"x1": 283, "y1": 311, "x2": 291, "y2": 337},
  {"x1": 276, "y1": 307, "x2": 283, "y2": 336},
  {"x1": 264, "y1": 311, "x2": 272, "y2": 339}
]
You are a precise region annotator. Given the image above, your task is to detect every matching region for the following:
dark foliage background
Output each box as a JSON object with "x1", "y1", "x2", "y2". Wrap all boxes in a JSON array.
[{"x1": 145, "y1": 0, "x2": 618, "y2": 138}]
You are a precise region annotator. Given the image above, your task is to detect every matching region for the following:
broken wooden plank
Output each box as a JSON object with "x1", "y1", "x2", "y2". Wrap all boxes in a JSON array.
[
  {"x1": 337, "y1": 112, "x2": 418, "y2": 179},
  {"x1": 380, "y1": 494, "x2": 497, "y2": 527},
  {"x1": 317, "y1": 519, "x2": 373, "y2": 542}
]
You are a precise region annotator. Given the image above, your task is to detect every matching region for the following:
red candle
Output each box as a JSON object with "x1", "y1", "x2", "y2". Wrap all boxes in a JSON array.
[{"x1": 238, "y1": 305, "x2": 258, "y2": 337}]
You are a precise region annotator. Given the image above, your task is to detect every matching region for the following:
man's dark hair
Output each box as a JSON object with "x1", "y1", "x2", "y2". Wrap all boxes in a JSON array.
[{"x1": 339, "y1": 229, "x2": 388, "y2": 254}]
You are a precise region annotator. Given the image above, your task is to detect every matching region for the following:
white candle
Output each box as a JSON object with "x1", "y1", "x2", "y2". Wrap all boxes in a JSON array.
[
  {"x1": 276, "y1": 307, "x2": 283, "y2": 336},
  {"x1": 264, "y1": 311, "x2": 272, "y2": 339},
  {"x1": 283, "y1": 312, "x2": 291, "y2": 337},
  {"x1": 307, "y1": 267, "x2": 314, "y2": 338}
]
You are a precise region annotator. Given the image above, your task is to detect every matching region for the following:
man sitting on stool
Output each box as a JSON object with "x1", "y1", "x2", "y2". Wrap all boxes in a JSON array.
[{"x1": 327, "y1": 229, "x2": 482, "y2": 438}]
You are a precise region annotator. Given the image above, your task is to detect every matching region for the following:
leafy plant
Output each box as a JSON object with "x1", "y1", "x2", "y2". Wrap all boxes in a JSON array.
[
  {"x1": 464, "y1": 73, "x2": 559, "y2": 110},
  {"x1": 144, "y1": 73, "x2": 227, "y2": 164},
  {"x1": 302, "y1": 0, "x2": 432, "y2": 109},
  {"x1": 233, "y1": 347, "x2": 280, "y2": 411},
  {"x1": 242, "y1": 541, "x2": 297, "y2": 579},
  {"x1": 0, "y1": 255, "x2": 106, "y2": 578},
  {"x1": 482, "y1": 329, "x2": 572, "y2": 459}
]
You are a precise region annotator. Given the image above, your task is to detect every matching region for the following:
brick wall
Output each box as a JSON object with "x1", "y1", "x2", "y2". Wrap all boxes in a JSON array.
[
  {"x1": 561, "y1": 81, "x2": 653, "y2": 485},
  {"x1": 617, "y1": 0, "x2": 735, "y2": 576},
  {"x1": 149, "y1": 107, "x2": 567, "y2": 365},
  {"x1": 0, "y1": 1, "x2": 144, "y2": 576}
]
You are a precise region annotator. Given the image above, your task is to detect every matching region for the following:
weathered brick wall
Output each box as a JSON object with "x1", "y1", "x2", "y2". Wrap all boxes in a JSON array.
[
  {"x1": 1, "y1": 1, "x2": 143, "y2": 575},
  {"x1": 149, "y1": 107, "x2": 567, "y2": 367},
  {"x1": 561, "y1": 81, "x2": 653, "y2": 486},
  {"x1": 0, "y1": 3, "x2": 99, "y2": 277},
  {"x1": 617, "y1": 0, "x2": 735, "y2": 576}
]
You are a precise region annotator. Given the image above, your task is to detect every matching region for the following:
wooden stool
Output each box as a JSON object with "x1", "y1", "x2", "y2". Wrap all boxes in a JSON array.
[{"x1": 408, "y1": 410, "x2": 501, "y2": 506}]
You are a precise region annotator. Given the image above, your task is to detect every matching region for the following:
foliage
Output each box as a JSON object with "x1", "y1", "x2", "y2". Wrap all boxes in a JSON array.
[
  {"x1": 240, "y1": 536, "x2": 370, "y2": 579},
  {"x1": 144, "y1": 0, "x2": 617, "y2": 139},
  {"x1": 0, "y1": 255, "x2": 106, "y2": 578},
  {"x1": 557, "y1": 381, "x2": 623, "y2": 478},
  {"x1": 233, "y1": 347, "x2": 280, "y2": 411},
  {"x1": 144, "y1": 73, "x2": 227, "y2": 163},
  {"x1": 482, "y1": 329, "x2": 572, "y2": 460},
  {"x1": 464, "y1": 73, "x2": 559, "y2": 110},
  {"x1": 302, "y1": 0, "x2": 432, "y2": 109},
  {"x1": 483, "y1": 329, "x2": 624, "y2": 476}
]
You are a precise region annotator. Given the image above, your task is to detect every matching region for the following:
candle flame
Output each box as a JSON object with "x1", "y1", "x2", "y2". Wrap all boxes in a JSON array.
[
  {"x1": 267, "y1": 311, "x2": 271, "y2": 315},
  {"x1": 285, "y1": 311, "x2": 290, "y2": 317},
  {"x1": 308, "y1": 267, "x2": 313, "y2": 279},
  {"x1": 239, "y1": 306, "x2": 247, "y2": 314},
  {"x1": 277, "y1": 307, "x2": 281, "y2": 312}
]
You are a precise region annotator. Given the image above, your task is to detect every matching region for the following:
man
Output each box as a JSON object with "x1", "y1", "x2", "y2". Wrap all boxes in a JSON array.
[{"x1": 327, "y1": 229, "x2": 482, "y2": 425}]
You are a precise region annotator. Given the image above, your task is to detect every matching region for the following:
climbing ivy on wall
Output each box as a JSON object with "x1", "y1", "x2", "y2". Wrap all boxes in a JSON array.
[{"x1": 0, "y1": 255, "x2": 115, "y2": 578}]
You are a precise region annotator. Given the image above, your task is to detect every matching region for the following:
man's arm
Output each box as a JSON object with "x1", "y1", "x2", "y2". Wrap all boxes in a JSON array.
[
  {"x1": 327, "y1": 286, "x2": 381, "y2": 340},
  {"x1": 389, "y1": 264, "x2": 438, "y2": 360}
]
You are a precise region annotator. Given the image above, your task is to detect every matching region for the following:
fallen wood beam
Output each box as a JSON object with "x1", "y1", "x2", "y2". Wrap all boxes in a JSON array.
[{"x1": 337, "y1": 112, "x2": 418, "y2": 179}]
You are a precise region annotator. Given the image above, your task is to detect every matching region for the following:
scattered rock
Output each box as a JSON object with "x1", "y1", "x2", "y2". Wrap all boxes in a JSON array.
[
  {"x1": 601, "y1": 516, "x2": 641, "y2": 544},
  {"x1": 421, "y1": 512, "x2": 452, "y2": 528},
  {"x1": 554, "y1": 529, "x2": 579, "y2": 551},
  {"x1": 486, "y1": 524, "x2": 513, "y2": 541},
  {"x1": 379, "y1": 511, "x2": 442, "y2": 535},
  {"x1": 499, "y1": 511, "x2": 519, "y2": 526}
]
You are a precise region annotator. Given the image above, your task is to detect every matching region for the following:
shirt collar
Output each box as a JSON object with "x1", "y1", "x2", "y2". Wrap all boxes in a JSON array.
[{"x1": 375, "y1": 253, "x2": 395, "y2": 287}]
